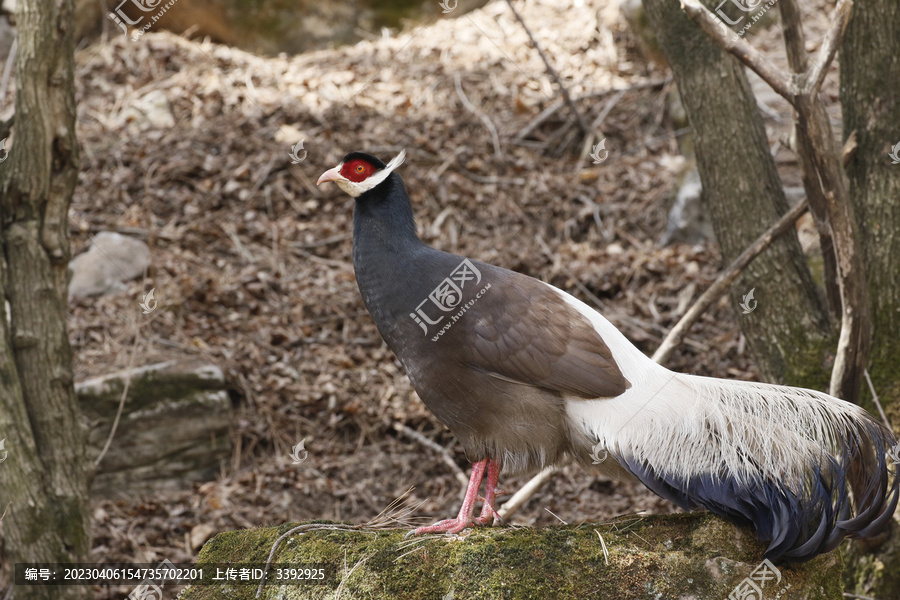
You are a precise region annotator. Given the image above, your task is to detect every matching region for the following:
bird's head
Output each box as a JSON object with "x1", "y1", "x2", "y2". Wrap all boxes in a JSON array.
[{"x1": 316, "y1": 150, "x2": 406, "y2": 198}]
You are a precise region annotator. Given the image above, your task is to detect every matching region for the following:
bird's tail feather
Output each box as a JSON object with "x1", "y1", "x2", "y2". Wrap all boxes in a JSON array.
[{"x1": 594, "y1": 373, "x2": 898, "y2": 562}]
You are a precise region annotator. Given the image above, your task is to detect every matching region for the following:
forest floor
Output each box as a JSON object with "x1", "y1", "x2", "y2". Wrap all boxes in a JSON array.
[{"x1": 2, "y1": 0, "x2": 845, "y2": 596}]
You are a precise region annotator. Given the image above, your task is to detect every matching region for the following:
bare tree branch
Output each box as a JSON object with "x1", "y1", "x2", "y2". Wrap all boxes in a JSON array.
[
  {"x1": 777, "y1": 0, "x2": 841, "y2": 316},
  {"x1": 681, "y1": 0, "x2": 870, "y2": 402},
  {"x1": 653, "y1": 198, "x2": 810, "y2": 365},
  {"x1": 679, "y1": 0, "x2": 794, "y2": 100},
  {"x1": 803, "y1": 0, "x2": 852, "y2": 95},
  {"x1": 778, "y1": 0, "x2": 810, "y2": 73}
]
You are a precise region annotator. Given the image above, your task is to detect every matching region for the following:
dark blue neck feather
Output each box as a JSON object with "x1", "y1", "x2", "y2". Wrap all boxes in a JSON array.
[{"x1": 352, "y1": 174, "x2": 425, "y2": 325}]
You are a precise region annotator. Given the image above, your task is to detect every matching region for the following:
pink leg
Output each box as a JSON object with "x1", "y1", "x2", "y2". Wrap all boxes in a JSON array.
[
  {"x1": 474, "y1": 459, "x2": 502, "y2": 525},
  {"x1": 409, "y1": 459, "x2": 500, "y2": 536}
]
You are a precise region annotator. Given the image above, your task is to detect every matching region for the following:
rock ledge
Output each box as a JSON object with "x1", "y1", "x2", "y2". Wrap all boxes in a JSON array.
[{"x1": 180, "y1": 514, "x2": 842, "y2": 600}]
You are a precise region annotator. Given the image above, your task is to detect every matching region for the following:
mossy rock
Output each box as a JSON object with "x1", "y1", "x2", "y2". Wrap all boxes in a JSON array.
[
  {"x1": 78, "y1": 359, "x2": 232, "y2": 496},
  {"x1": 178, "y1": 514, "x2": 842, "y2": 599}
]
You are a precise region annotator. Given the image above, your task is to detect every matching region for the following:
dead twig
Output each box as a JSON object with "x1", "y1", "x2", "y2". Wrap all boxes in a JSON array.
[
  {"x1": 515, "y1": 78, "x2": 669, "y2": 141},
  {"x1": 652, "y1": 199, "x2": 810, "y2": 365},
  {"x1": 335, "y1": 551, "x2": 375, "y2": 600},
  {"x1": 255, "y1": 523, "x2": 360, "y2": 598},
  {"x1": 454, "y1": 73, "x2": 501, "y2": 157},
  {"x1": 393, "y1": 423, "x2": 469, "y2": 491},
  {"x1": 497, "y1": 466, "x2": 558, "y2": 521},
  {"x1": 504, "y1": 0, "x2": 592, "y2": 137},
  {"x1": 94, "y1": 318, "x2": 147, "y2": 467},
  {"x1": 293, "y1": 233, "x2": 352, "y2": 250},
  {"x1": 594, "y1": 529, "x2": 610, "y2": 565},
  {"x1": 863, "y1": 369, "x2": 892, "y2": 430}
]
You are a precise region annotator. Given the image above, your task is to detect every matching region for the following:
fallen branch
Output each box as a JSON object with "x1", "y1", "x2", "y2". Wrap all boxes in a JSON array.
[
  {"x1": 497, "y1": 466, "x2": 558, "y2": 521},
  {"x1": 255, "y1": 523, "x2": 360, "y2": 598},
  {"x1": 515, "y1": 78, "x2": 669, "y2": 141},
  {"x1": 394, "y1": 423, "x2": 470, "y2": 491},
  {"x1": 802, "y1": 0, "x2": 852, "y2": 95},
  {"x1": 653, "y1": 199, "x2": 809, "y2": 365},
  {"x1": 454, "y1": 73, "x2": 501, "y2": 157},
  {"x1": 863, "y1": 369, "x2": 892, "y2": 430}
]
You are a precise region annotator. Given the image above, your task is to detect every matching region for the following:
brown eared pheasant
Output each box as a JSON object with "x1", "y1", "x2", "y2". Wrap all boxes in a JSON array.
[{"x1": 316, "y1": 149, "x2": 899, "y2": 562}]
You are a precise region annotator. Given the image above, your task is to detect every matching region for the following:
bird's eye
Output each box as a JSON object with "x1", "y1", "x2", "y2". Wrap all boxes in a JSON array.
[{"x1": 356, "y1": 165, "x2": 365, "y2": 173}]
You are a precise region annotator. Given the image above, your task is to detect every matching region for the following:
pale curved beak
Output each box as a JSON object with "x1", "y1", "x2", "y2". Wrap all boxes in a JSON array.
[{"x1": 316, "y1": 166, "x2": 343, "y2": 185}]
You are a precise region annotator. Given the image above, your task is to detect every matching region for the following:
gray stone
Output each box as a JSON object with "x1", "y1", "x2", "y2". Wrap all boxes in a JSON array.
[
  {"x1": 77, "y1": 359, "x2": 232, "y2": 497},
  {"x1": 68, "y1": 231, "x2": 152, "y2": 298},
  {"x1": 661, "y1": 168, "x2": 716, "y2": 246}
]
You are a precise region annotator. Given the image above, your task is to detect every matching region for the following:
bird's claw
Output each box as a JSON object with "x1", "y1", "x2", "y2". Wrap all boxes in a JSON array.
[{"x1": 407, "y1": 517, "x2": 476, "y2": 537}]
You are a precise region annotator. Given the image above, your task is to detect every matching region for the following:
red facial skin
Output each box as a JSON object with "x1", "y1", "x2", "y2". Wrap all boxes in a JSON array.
[{"x1": 340, "y1": 159, "x2": 377, "y2": 182}]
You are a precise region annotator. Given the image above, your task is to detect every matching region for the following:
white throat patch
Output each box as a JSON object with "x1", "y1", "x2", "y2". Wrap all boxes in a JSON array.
[{"x1": 336, "y1": 149, "x2": 407, "y2": 198}]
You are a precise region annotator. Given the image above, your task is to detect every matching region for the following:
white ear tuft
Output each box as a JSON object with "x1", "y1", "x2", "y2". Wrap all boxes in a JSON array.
[{"x1": 384, "y1": 149, "x2": 406, "y2": 173}]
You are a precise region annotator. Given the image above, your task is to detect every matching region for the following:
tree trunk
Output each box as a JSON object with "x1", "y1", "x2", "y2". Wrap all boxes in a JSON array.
[
  {"x1": 0, "y1": 0, "x2": 91, "y2": 595},
  {"x1": 839, "y1": 0, "x2": 900, "y2": 595},
  {"x1": 840, "y1": 0, "x2": 900, "y2": 416},
  {"x1": 641, "y1": 0, "x2": 833, "y2": 388}
]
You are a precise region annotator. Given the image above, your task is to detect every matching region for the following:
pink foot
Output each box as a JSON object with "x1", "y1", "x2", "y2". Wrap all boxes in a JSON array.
[
  {"x1": 409, "y1": 516, "x2": 477, "y2": 535},
  {"x1": 407, "y1": 459, "x2": 502, "y2": 537}
]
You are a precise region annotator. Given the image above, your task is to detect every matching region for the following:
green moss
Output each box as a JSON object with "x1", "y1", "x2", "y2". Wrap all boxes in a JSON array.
[
  {"x1": 842, "y1": 529, "x2": 900, "y2": 598},
  {"x1": 178, "y1": 515, "x2": 844, "y2": 600},
  {"x1": 78, "y1": 370, "x2": 225, "y2": 416}
]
